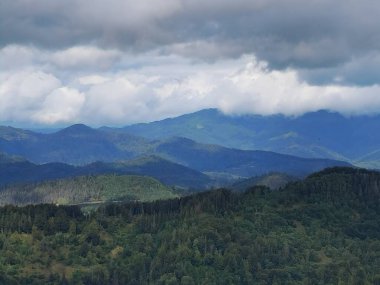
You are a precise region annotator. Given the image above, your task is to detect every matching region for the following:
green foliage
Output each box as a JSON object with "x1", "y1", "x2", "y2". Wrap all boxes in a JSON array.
[
  {"x1": 0, "y1": 167, "x2": 378, "y2": 284},
  {"x1": 0, "y1": 174, "x2": 178, "y2": 206},
  {"x1": 231, "y1": 172, "x2": 297, "y2": 191}
]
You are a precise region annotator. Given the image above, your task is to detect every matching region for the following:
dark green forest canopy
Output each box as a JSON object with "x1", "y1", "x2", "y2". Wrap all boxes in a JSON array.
[
  {"x1": 0, "y1": 167, "x2": 379, "y2": 284},
  {"x1": 0, "y1": 174, "x2": 178, "y2": 206}
]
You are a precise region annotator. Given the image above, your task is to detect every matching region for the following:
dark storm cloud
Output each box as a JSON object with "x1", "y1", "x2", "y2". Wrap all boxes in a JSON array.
[
  {"x1": 299, "y1": 52, "x2": 380, "y2": 86},
  {"x1": 1, "y1": 0, "x2": 380, "y2": 84}
]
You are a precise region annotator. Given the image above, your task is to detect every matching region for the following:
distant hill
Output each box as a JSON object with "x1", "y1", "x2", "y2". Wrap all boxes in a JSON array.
[
  {"x1": 230, "y1": 173, "x2": 297, "y2": 191},
  {"x1": 121, "y1": 108, "x2": 380, "y2": 167},
  {"x1": 0, "y1": 124, "x2": 350, "y2": 182},
  {"x1": 115, "y1": 155, "x2": 212, "y2": 189},
  {"x1": 286, "y1": 167, "x2": 380, "y2": 205},
  {"x1": 0, "y1": 174, "x2": 177, "y2": 206},
  {"x1": 0, "y1": 124, "x2": 151, "y2": 165},
  {"x1": 152, "y1": 137, "x2": 351, "y2": 178},
  {"x1": 0, "y1": 155, "x2": 211, "y2": 189}
]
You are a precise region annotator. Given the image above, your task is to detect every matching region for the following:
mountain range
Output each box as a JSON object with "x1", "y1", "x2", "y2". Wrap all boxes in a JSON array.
[
  {"x1": 121, "y1": 109, "x2": 380, "y2": 168},
  {"x1": 0, "y1": 121, "x2": 350, "y2": 189},
  {"x1": 0, "y1": 153, "x2": 211, "y2": 189},
  {"x1": 0, "y1": 109, "x2": 360, "y2": 190}
]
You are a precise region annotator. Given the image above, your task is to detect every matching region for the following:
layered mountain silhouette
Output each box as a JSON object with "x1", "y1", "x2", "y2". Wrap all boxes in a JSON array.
[
  {"x1": 153, "y1": 137, "x2": 350, "y2": 178},
  {"x1": 121, "y1": 109, "x2": 380, "y2": 168},
  {"x1": 0, "y1": 155, "x2": 210, "y2": 189},
  {"x1": 0, "y1": 118, "x2": 351, "y2": 189},
  {"x1": 0, "y1": 124, "x2": 153, "y2": 164}
]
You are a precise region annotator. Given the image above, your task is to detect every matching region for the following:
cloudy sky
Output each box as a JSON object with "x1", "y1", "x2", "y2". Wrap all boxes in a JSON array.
[{"x1": 1, "y1": 0, "x2": 380, "y2": 127}]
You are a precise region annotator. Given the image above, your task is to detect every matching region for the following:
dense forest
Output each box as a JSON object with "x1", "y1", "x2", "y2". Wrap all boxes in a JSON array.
[
  {"x1": 0, "y1": 174, "x2": 177, "y2": 206},
  {"x1": 0, "y1": 167, "x2": 379, "y2": 284}
]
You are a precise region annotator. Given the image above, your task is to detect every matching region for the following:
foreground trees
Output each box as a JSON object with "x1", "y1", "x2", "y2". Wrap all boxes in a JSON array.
[{"x1": 0, "y1": 167, "x2": 379, "y2": 284}]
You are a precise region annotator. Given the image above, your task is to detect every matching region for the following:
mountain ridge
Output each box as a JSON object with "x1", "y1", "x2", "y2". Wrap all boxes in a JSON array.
[
  {"x1": 0, "y1": 155, "x2": 211, "y2": 189},
  {"x1": 121, "y1": 108, "x2": 380, "y2": 167},
  {"x1": 0, "y1": 123, "x2": 350, "y2": 182}
]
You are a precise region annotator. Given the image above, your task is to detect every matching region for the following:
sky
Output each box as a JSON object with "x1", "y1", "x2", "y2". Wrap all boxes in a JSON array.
[{"x1": 1, "y1": 0, "x2": 380, "y2": 127}]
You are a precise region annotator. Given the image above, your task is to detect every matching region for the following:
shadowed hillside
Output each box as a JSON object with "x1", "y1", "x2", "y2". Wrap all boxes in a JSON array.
[
  {"x1": 0, "y1": 155, "x2": 211, "y2": 189},
  {"x1": 153, "y1": 137, "x2": 351, "y2": 177}
]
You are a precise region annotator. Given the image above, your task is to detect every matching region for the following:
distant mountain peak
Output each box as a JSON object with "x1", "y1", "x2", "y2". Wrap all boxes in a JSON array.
[{"x1": 56, "y1": 124, "x2": 96, "y2": 135}]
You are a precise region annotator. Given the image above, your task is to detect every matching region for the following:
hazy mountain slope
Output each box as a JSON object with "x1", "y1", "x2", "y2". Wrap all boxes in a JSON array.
[
  {"x1": 2, "y1": 110, "x2": 380, "y2": 168},
  {"x1": 0, "y1": 155, "x2": 211, "y2": 189},
  {"x1": 0, "y1": 123, "x2": 351, "y2": 181},
  {"x1": 115, "y1": 155, "x2": 212, "y2": 189},
  {"x1": 0, "y1": 161, "x2": 79, "y2": 187},
  {"x1": 0, "y1": 124, "x2": 151, "y2": 165},
  {"x1": 0, "y1": 152, "x2": 26, "y2": 164},
  {"x1": 122, "y1": 108, "x2": 380, "y2": 164},
  {"x1": 0, "y1": 174, "x2": 177, "y2": 206},
  {"x1": 153, "y1": 137, "x2": 351, "y2": 177},
  {"x1": 0, "y1": 146, "x2": 348, "y2": 191}
]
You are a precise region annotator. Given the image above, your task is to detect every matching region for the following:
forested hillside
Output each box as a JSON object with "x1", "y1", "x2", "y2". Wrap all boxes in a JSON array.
[
  {"x1": 230, "y1": 173, "x2": 297, "y2": 191},
  {"x1": 0, "y1": 174, "x2": 177, "y2": 206},
  {"x1": 0, "y1": 167, "x2": 379, "y2": 284}
]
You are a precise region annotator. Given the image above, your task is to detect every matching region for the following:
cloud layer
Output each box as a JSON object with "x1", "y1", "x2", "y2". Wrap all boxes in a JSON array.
[
  {"x1": 1, "y1": 1, "x2": 380, "y2": 126},
  {"x1": 2, "y1": 0, "x2": 380, "y2": 70}
]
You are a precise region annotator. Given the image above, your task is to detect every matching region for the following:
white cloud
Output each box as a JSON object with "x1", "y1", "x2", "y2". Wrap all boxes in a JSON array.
[
  {"x1": 0, "y1": 70, "x2": 61, "y2": 122},
  {"x1": 82, "y1": 77, "x2": 144, "y2": 124},
  {"x1": 78, "y1": 75, "x2": 110, "y2": 85},
  {"x1": 2, "y1": 45, "x2": 380, "y2": 126},
  {"x1": 32, "y1": 87, "x2": 85, "y2": 124},
  {"x1": 0, "y1": 70, "x2": 84, "y2": 124},
  {"x1": 0, "y1": 45, "x2": 40, "y2": 70},
  {"x1": 50, "y1": 46, "x2": 122, "y2": 69}
]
